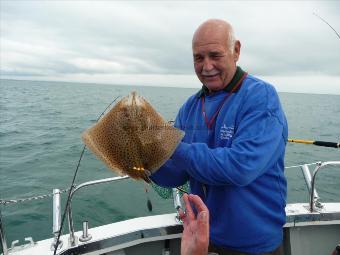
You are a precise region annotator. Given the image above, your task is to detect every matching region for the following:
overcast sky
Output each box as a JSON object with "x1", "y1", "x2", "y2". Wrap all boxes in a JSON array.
[{"x1": 1, "y1": 1, "x2": 339, "y2": 94}]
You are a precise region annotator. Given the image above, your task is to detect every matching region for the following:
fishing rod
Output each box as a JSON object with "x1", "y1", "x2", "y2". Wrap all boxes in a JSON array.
[
  {"x1": 53, "y1": 96, "x2": 120, "y2": 255},
  {"x1": 288, "y1": 139, "x2": 340, "y2": 148},
  {"x1": 313, "y1": 12, "x2": 340, "y2": 40},
  {"x1": 288, "y1": 15, "x2": 340, "y2": 149}
]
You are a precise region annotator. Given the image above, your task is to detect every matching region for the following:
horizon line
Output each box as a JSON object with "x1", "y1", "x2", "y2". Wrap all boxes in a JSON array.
[{"x1": 1, "y1": 78, "x2": 339, "y2": 96}]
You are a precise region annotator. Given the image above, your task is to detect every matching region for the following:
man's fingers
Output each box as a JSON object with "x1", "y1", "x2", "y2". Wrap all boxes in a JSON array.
[
  {"x1": 188, "y1": 194, "x2": 209, "y2": 214},
  {"x1": 196, "y1": 211, "x2": 210, "y2": 247},
  {"x1": 183, "y1": 194, "x2": 195, "y2": 220},
  {"x1": 197, "y1": 211, "x2": 209, "y2": 227},
  {"x1": 182, "y1": 194, "x2": 208, "y2": 223},
  {"x1": 178, "y1": 207, "x2": 185, "y2": 221}
]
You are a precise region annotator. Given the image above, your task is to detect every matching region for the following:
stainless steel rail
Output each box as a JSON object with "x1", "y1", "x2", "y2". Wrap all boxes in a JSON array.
[
  {"x1": 300, "y1": 163, "x2": 322, "y2": 210},
  {"x1": 66, "y1": 176, "x2": 184, "y2": 247},
  {"x1": 301, "y1": 164, "x2": 320, "y2": 201},
  {"x1": 51, "y1": 189, "x2": 63, "y2": 251},
  {"x1": 310, "y1": 161, "x2": 340, "y2": 212},
  {"x1": 0, "y1": 211, "x2": 8, "y2": 255},
  {"x1": 66, "y1": 176, "x2": 129, "y2": 246}
]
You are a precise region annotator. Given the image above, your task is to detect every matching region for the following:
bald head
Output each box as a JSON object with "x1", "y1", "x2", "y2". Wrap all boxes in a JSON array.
[
  {"x1": 192, "y1": 19, "x2": 236, "y2": 53},
  {"x1": 191, "y1": 19, "x2": 241, "y2": 92}
]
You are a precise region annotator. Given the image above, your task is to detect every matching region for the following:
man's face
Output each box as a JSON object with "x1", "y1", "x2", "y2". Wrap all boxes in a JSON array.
[{"x1": 192, "y1": 32, "x2": 239, "y2": 92}]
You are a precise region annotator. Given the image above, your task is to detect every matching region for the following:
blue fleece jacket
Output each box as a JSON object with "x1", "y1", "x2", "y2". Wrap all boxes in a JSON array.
[{"x1": 151, "y1": 74, "x2": 288, "y2": 254}]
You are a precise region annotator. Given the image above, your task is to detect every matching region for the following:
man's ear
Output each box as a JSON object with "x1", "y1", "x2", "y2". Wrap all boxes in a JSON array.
[{"x1": 233, "y1": 40, "x2": 241, "y2": 62}]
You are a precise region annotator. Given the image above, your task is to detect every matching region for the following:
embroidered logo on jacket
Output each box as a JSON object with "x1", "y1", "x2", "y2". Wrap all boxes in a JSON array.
[{"x1": 220, "y1": 124, "x2": 234, "y2": 140}]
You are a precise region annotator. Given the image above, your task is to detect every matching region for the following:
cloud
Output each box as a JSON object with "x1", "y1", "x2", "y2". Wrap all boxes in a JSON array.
[{"x1": 1, "y1": 1, "x2": 339, "y2": 94}]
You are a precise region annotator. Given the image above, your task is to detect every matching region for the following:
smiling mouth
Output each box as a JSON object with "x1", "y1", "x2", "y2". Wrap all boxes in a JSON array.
[{"x1": 203, "y1": 73, "x2": 219, "y2": 78}]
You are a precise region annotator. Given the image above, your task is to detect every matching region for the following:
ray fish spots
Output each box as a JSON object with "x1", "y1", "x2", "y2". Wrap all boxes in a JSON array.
[{"x1": 82, "y1": 92, "x2": 184, "y2": 182}]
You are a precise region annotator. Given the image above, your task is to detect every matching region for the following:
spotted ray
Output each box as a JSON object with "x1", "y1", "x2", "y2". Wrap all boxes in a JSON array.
[{"x1": 82, "y1": 92, "x2": 184, "y2": 182}]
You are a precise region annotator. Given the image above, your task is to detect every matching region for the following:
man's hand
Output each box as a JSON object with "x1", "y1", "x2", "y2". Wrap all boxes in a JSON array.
[{"x1": 180, "y1": 194, "x2": 209, "y2": 255}]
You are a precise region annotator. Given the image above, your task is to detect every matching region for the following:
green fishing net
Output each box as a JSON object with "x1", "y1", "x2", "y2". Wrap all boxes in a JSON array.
[{"x1": 150, "y1": 182, "x2": 190, "y2": 199}]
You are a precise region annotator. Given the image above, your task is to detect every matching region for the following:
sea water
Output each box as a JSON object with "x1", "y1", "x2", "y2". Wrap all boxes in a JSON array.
[{"x1": 0, "y1": 79, "x2": 339, "y2": 244}]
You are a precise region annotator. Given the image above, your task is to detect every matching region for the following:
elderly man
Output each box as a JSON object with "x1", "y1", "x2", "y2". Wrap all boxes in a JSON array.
[{"x1": 152, "y1": 19, "x2": 287, "y2": 255}]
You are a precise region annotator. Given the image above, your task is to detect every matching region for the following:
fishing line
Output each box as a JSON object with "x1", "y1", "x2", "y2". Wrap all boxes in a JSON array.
[
  {"x1": 167, "y1": 120, "x2": 189, "y2": 195},
  {"x1": 145, "y1": 186, "x2": 153, "y2": 212},
  {"x1": 313, "y1": 12, "x2": 340, "y2": 40},
  {"x1": 53, "y1": 96, "x2": 120, "y2": 255},
  {"x1": 176, "y1": 186, "x2": 188, "y2": 194}
]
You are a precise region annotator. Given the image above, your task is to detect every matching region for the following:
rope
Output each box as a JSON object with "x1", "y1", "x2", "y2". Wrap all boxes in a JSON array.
[{"x1": 0, "y1": 188, "x2": 70, "y2": 206}]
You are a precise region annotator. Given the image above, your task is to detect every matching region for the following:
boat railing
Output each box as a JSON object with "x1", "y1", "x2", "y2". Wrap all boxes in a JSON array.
[
  {"x1": 1, "y1": 161, "x2": 340, "y2": 254},
  {"x1": 64, "y1": 175, "x2": 183, "y2": 247},
  {"x1": 286, "y1": 161, "x2": 340, "y2": 212},
  {"x1": 66, "y1": 176, "x2": 129, "y2": 247},
  {"x1": 63, "y1": 161, "x2": 340, "y2": 247},
  {"x1": 0, "y1": 212, "x2": 8, "y2": 255},
  {"x1": 309, "y1": 161, "x2": 340, "y2": 212}
]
